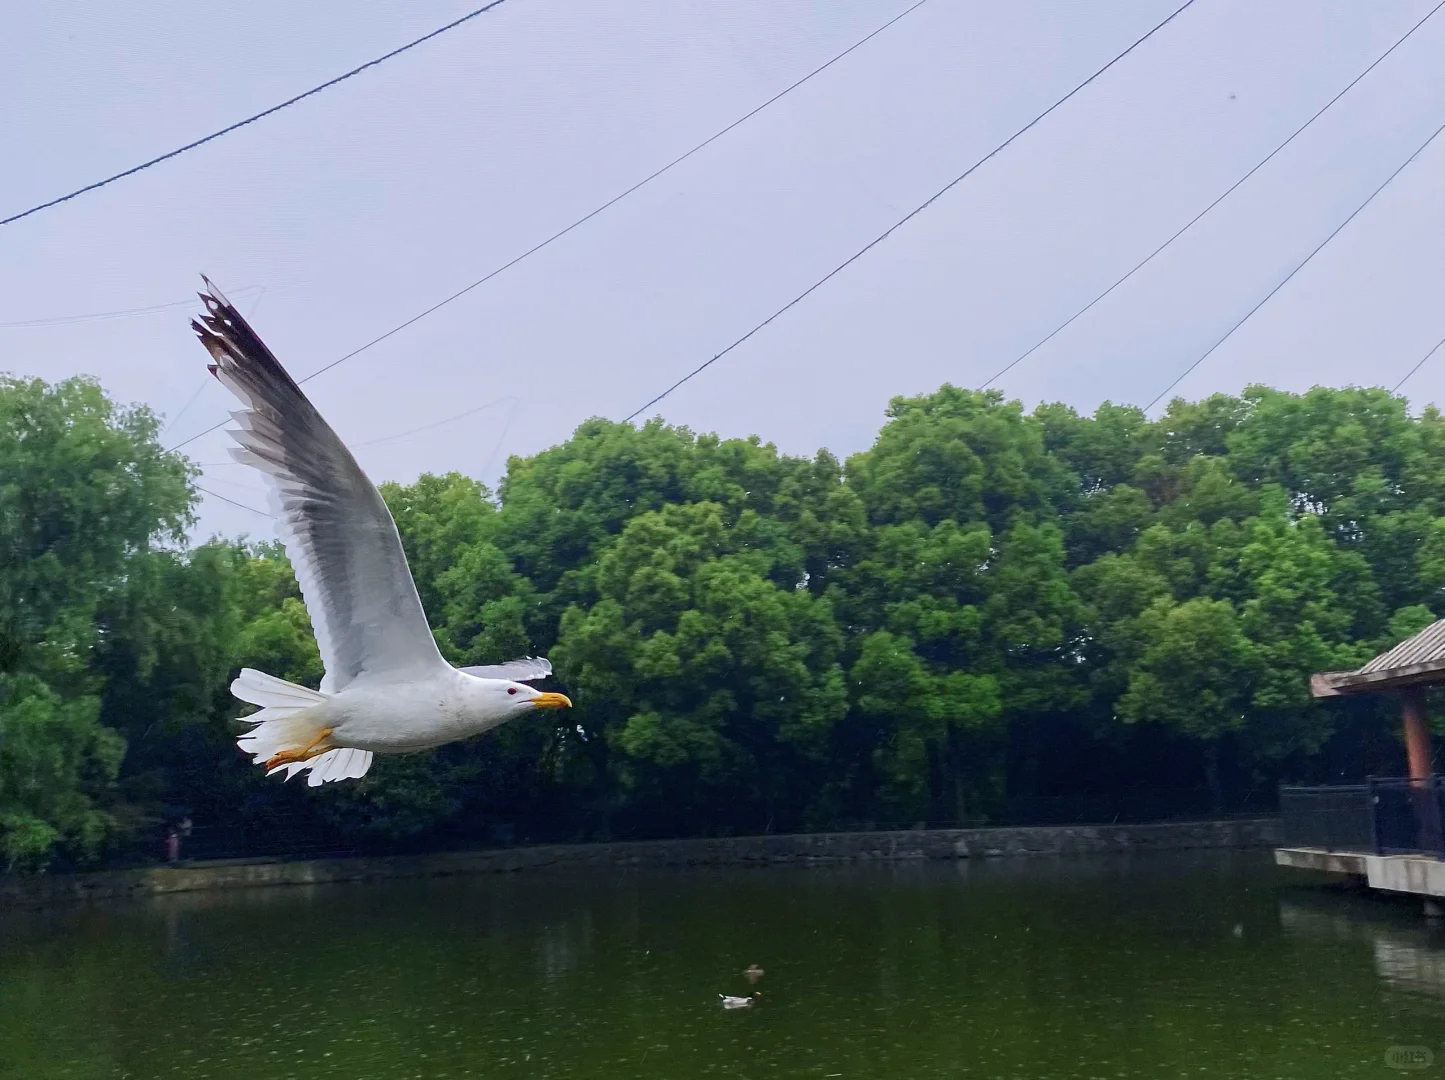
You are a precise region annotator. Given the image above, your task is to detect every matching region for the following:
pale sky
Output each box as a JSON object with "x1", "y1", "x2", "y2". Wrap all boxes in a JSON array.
[{"x1": 3, "y1": 1, "x2": 1443, "y2": 541}]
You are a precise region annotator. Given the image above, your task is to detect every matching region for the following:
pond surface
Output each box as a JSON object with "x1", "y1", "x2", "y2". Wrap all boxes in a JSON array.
[{"x1": 1, "y1": 850, "x2": 1441, "y2": 1079}]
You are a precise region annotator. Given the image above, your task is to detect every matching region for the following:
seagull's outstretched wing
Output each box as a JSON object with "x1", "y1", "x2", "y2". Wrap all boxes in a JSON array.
[
  {"x1": 459, "y1": 657, "x2": 552, "y2": 683},
  {"x1": 192, "y1": 279, "x2": 445, "y2": 693}
]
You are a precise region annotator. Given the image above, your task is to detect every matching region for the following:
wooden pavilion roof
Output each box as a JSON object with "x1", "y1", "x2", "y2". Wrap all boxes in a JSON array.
[{"x1": 1312, "y1": 619, "x2": 1445, "y2": 697}]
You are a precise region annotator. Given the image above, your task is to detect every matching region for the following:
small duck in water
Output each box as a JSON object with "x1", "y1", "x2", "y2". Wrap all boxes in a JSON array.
[{"x1": 720, "y1": 993, "x2": 760, "y2": 1009}]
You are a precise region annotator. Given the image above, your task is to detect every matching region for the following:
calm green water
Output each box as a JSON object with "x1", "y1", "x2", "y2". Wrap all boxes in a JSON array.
[{"x1": 1, "y1": 851, "x2": 1442, "y2": 1079}]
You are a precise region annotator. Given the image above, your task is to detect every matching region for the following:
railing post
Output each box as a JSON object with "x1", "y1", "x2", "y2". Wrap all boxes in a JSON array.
[
  {"x1": 1367, "y1": 776, "x2": 1381, "y2": 855},
  {"x1": 1412, "y1": 774, "x2": 1443, "y2": 856},
  {"x1": 1436, "y1": 776, "x2": 1445, "y2": 860}
]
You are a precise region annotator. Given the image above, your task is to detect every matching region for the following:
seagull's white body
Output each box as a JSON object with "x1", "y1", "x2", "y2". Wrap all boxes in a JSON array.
[
  {"x1": 293, "y1": 669, "x2": 526, "y2": 754},
  {"x1": 191, "y1": 280, "x2": 570, "y2": 787},
  {"x1": 719, "y1": 994, "x2": 758, "y2": 1010}
]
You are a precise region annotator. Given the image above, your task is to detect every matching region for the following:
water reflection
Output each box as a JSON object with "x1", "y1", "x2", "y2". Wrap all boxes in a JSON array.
[
  {"x1": 1, "y1": 853, "x2": 1440, "y2": 1079},
  {"x1": 1278, "y1": 893, "x2": 1445, "y2": 1001}
]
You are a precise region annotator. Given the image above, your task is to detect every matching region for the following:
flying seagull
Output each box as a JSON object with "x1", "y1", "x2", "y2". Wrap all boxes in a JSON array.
[{"x1": 190, "y1": 278, "x2": 571, "y2": 787}]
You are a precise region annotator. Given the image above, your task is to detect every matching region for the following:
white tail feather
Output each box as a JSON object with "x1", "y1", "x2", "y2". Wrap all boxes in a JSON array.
[
  {"x1": 296, "y1": 747, "x2": 374, "y2": 787},
  {"x1": 231, "y1": 669, "x2": 373, "y2": 786},
  {"x1": 232, "y1": 667, "x2": 327, "y2": 709}
]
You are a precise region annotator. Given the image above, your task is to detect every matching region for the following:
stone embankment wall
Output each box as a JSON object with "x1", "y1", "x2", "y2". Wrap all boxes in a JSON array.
[{"x1": 1, "y1": 817, "x2": 1280, "y2": 909}]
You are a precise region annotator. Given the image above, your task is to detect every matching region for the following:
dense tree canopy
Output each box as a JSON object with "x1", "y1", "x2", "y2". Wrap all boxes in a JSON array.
[
  {"x1": 0, "y1": 377, "x2": 192, "y2": 868},
  {"x1": 3, "y1": 373, "x2": 1440, "y2": 869}
]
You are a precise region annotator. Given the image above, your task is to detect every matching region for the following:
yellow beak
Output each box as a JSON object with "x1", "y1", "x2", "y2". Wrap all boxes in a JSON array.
[{"x1": 530, "y1": 692, "x2": 573, "y2": 709}]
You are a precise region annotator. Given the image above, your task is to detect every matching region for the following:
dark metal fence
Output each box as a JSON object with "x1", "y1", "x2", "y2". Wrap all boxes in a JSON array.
[
  {"x1": 1279, "y1": 784, "x2": 1373, "y2": 852},
  {"x1": 1370, "y1": 778, "x2": 1445, "y2": 857},
  {"x1": 1279, "y1": 779, "x2": 1445, "y2": 858}
]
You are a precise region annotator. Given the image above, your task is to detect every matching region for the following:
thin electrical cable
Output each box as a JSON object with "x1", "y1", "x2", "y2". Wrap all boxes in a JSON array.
[
  {"x1": 477, "y1": 395, "x2": 523, "y2": 478},
  {"x1": 192, "y1": 401, "x2": 520, "y2": 520},
  {"x1": 196, "y1": 485, "x2": 269, "y2": 517},
  {"x1": 191, "y1": 394, "x2": 520, "y2": 466},
  {"x1": 1144, "y1": 116, "x2": 1445, "y2": 412},
  {"x1": 0, "y1": 285, "x2": 263, "y2": 328},
  {"x1": 621, "y1": 0, "x2": 1199, "y2": 424},
  {"x1": 162, "y1": 287, "x2": 269, "y2": 437},
  {"x1": 1, "y1": 0, "x2": 513, "y2": 227},
  {"x1": 352, "y1": 394, "x2": 520, "y2": 449},
  {"x1": 1394, "y1": 333, "x2": 1445, "y2": 393},
  {"x1": 161, "y1": 381, "x2": 210, "y2": 439},
  {"x1": 195, "y1": 396, "x2": 523, "y2": 465},
  {"x1": 162, "y1": 0, "x2": 933, "y2": 455},
  {"x1": 977, "y1": 0, "x2": 1445, "y2": 391},
  {"x1": 196, "y1": 472, "x2": 267, "y2": 493}
]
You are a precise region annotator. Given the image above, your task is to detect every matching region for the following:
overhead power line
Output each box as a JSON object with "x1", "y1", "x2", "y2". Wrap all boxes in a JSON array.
[
  {"x1": 620, "y1": 0, "x2": 1200, "y2": 424},
  {"x1": 0, "y1": 285, "x2": 265, "y2": 327},
  {"x1": 164, "y1": 0, "x2": 933, "y2": 455},
  {"x1": 1394, "y1": 333, "x2": 1445, "y2": 393},
  {"x1": 161, "y1": 380, "x2": 212, "y2": 440},
  {"x1": 196, "y1": 485, "x2": 269, "y2": 517},
  {"x1": 1144, "y1": 116, "x2": 1445, "y2": 411},
  {"x1": 977, "y1": 0, "x2": 1445, "y2": 391},
  {"x1": 160, "y1": 287, "x2": 271, "y2": 437},
  {"x1": 195, "y1": 394, "x2": 522, "y2": 520},
  {"x1": 193, "y1": 393, "x2": 519, "y2": 464},
  {"x1": 0, "y1": 0, "x2": 513, "y2": 227},
  {"x1": 357, "y1": 394, "x2": 520, "y2": 449}
]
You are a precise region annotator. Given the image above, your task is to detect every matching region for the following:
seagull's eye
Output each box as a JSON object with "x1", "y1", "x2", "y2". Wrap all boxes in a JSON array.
[{"x1": 507, "y1": 687, "x2": 518, "y2": 695}]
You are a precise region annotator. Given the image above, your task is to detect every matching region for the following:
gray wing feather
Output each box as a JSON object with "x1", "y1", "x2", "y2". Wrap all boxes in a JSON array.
[
  {"x1": 192, "y1": 279, "x2": 445, "y2": 693},
  {"x1": 459, "y1": 657, "x2": 552, "y2": 683}
]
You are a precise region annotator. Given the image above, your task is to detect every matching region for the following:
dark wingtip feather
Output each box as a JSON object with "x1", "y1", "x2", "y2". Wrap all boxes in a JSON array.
[
  {"x1": 199, "y1": 274, "x2": 233, "y2": 309},
  {"x1": 190, "y1": 278, "x2": 307, "y2": 398}
]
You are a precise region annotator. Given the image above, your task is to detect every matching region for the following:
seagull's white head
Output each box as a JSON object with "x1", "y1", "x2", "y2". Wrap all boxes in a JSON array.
[{"x1": 472, "y1": 678, "x2": 573, "y2": 722}]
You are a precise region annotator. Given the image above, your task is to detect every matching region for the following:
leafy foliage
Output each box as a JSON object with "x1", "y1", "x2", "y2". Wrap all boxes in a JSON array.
[
  {"x1": 4, "y1": 374, "x2": 1441, "y2": 869},
  {"x1": 0, "y1": 377, "x2": 192, "y2": 868}
]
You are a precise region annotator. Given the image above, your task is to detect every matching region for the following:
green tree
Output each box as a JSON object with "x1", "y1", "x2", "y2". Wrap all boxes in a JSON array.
[
  {"x1": 0, "y1": 376, "x2": 192, "y2": 867},
  {"x1": 13, "y1": 369, "x2": 1445, "y2": 865},
  {"x1": 557, "y1": 501, "x2": 847, "y2": 834},
  {"x1": 1116, "y1": 596, "x2": 1258, "y2": 804}
]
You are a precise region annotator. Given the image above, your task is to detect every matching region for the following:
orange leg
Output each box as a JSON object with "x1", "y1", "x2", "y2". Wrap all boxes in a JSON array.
[{"x1": 265, "y1": 728, "x2": 334, "y2": 771}]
